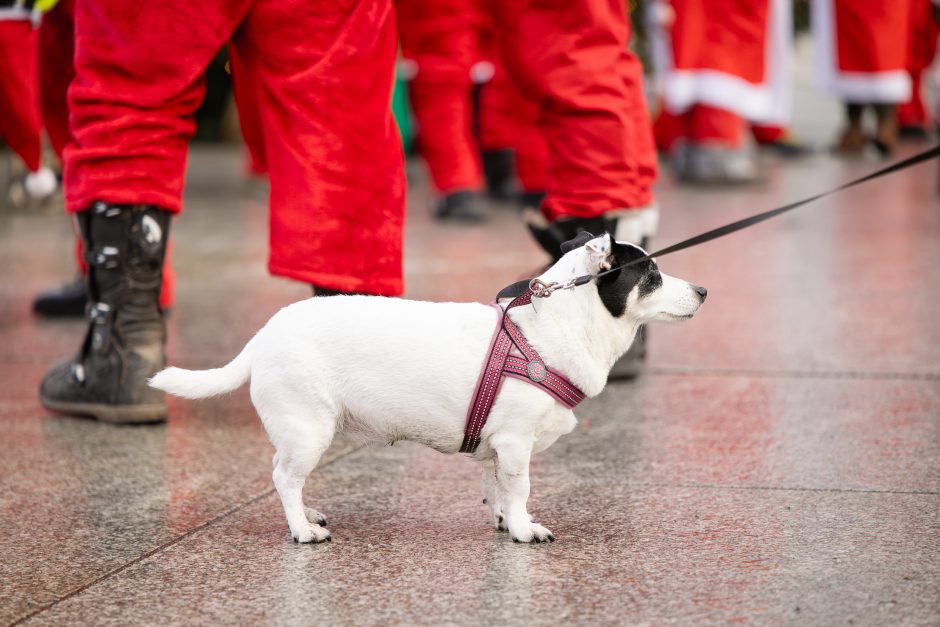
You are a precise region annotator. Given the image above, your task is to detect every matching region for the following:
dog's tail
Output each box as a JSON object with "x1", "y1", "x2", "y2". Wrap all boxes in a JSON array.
[{"x1": 149, "y1": 335, "x2": 255, "y2": 400}]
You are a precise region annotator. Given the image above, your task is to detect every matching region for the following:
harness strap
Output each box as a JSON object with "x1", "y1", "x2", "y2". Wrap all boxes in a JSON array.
[{"x1": 460, "y1": 291, "x2": 586, "y2": 454}]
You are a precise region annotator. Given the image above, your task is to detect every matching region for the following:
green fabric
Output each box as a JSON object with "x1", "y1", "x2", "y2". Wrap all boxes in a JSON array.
[{"x1": 391, "y1": 73, "x2": 413, "y2": 154}]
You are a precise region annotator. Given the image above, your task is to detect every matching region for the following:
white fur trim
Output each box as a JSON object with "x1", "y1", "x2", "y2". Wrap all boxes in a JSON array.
[{"x1": 24, "y1": 167, "x2": 57, "y2": 199}]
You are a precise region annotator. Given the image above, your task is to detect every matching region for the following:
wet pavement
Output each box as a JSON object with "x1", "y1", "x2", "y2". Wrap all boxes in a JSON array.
[{"x1": 2, "y1": 73, "x2": 940, "y2": 627}]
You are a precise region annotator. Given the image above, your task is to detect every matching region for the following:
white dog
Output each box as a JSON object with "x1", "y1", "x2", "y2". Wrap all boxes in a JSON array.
[{"x1": 150, "y1": 233, "x2": 706, "y2": 544}]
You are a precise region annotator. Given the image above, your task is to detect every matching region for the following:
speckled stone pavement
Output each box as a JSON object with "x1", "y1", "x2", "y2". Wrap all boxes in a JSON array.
[{"x1": 2, "y1": 53, "x2": 939, "y2": 626}]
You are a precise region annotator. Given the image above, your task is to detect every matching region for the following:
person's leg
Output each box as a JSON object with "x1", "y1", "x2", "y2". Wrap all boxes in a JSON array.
[
  {"x1": 898, "y1": 0, "x2": 939, "y2": 136},
  {"x1": 233, "y1": 0, "x2": 404, "y2": 296},
  {"x1": 228, "y1": 45, "x2": 268, "y2": 177},
  {"x1": 491, "y1": 0, "x2": 650, "y2": 224},
  {"x1": 0, "y1": 18, "x2": 55, "y2": 199},
  {"x1": 398, "y1": 0, "x2": 484, "y2": 221},
  {"x1": 38, "y1": 0, "x2": 75, "y2": 160},
  {"x1": 40, "y1": 0, "x2": 250, "y2": 422}
]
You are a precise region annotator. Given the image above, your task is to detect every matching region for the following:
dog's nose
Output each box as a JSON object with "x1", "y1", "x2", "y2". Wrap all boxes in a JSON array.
[{"x1": 693, "y1": 285, "x2": 707, "y2": 301}]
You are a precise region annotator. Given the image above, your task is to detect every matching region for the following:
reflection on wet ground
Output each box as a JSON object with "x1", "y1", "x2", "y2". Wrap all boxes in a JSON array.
[{"x1": 1, "y1": 142, "x2": 938, "y2": 624}]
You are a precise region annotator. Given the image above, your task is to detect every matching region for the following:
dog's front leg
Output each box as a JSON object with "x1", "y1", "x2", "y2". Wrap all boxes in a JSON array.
[{"x1": 493, "y1": 439, "x2": 554, "y2": 543}]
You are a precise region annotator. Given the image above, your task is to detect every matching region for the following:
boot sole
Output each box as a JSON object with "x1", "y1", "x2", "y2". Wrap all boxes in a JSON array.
[{"x1": 40, "y1": 396, "x2": 167, "y2": 424}]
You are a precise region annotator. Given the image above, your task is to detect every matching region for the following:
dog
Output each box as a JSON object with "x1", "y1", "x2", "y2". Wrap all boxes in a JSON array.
[{"x1": 149, "y1": 233, "x2": 706, "y2": 544}]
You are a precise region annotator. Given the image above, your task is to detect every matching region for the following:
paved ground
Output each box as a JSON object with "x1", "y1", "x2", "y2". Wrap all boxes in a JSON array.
[{"x1": 2, "y1": 52, "x2": 940, "y2": 627}]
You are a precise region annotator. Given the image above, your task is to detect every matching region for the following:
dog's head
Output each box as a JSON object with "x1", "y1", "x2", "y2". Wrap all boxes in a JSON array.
[{"x1": 546, "y1": 231, "x2": 706, "y2": 324}]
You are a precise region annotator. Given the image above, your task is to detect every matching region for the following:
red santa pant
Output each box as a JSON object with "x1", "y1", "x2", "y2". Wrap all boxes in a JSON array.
[
  {"x1": 36, "y1": 0, "x2": 174, "y2": 308},
  {"x1": 490, "y1": 0, "x2": 657, "y2": 220},
  {"x1": 65, "y1": 0, "x2": 405, "y2": 296},
  {"x1": 397, "y1": 0, "x2": 484, "y2": 194},
  {"x1": 899, "y1": 0, "x2": 940, "y2": 128},
  {"x1": 477, "y1": 24, "x2": 548, "y2": 193},
  {"x1": 0, "y1": 19, "x2": 42, "y2": 172}
]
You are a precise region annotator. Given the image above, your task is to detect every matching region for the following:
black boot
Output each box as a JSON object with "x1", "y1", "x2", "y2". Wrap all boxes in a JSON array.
[
  {"x1": 525, "y1": 215, "x2": 619, "y2": 262},
  {"x1": 33, "y1": 277, "x2": 88, "y2": 317},
  {"x1": 482, "y1": 148, "x2": 515, "y2": 200},
  {"x1": 40, "y1": 202, "x2": 171, "y2": 423},
  {"x1": 434, "y1": 190, "x2": 486, "y2": 223}
]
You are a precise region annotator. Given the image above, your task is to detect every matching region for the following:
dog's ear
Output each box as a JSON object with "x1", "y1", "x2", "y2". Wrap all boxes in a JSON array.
[
  {"x1": 560, "y1": 230, "x2": 595, "y2": 254},
  {"x1": 584, "y1": 233, "x2": 612, "y2": 274}
]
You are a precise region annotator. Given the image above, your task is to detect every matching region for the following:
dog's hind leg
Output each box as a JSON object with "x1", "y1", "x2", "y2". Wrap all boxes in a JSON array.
[
  {"x1": 492, "y1": 438, "x2": 554, "y2": 543},
  {"x1": 270, "y1": 417, "x2": 336, "y2": 544},
  {"x1": 272, "y1": 452, "x2": 328, "y2": 527}
]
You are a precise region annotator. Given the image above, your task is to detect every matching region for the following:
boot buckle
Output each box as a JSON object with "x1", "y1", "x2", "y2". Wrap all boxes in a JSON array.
[
  {"x1": 91, "y1": 246, "x2": 121, "y2": 269},
  {"x1": 87, "y1": 302, "x2": 112, "y2": 323}
]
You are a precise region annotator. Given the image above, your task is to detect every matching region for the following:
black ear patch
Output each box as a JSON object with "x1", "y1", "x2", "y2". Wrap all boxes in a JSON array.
[
  {"x1": 597, "y1": 241, "x2": 659, "y2": 318},
  {"x1": 560, "y1": 231, "x2": 596, "y2": 254}
]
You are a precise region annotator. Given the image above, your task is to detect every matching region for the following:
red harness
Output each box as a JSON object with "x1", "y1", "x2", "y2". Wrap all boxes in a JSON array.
[{"x1": 460, "y1": 289, "x2": 586, "y2": 454}]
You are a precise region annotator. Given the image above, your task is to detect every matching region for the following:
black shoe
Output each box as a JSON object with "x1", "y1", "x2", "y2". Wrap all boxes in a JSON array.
[
  {"x1": 434, "y1": 190, "x2": 486, "y2": 223},
  {"x1": 33, "y1": 277, "x2": 87, "y2": 317},
  {"x1": 482, "y1": 149, "x2": 515, "y2": 200},
  {"x1": 609, "y1": 325, "x2": 647, "y2": 380},
  {"x1": 40, "y1": 202, "x2": 171, "y2": 424}
]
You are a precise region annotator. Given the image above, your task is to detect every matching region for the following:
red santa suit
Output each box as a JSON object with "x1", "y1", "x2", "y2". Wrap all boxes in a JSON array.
[
  {"x1": 649, "y1": 0, "x2": 794, "y2": 149},
  {"x1": 899, "y1": 0, "x2": 940, "y2": 129},
  {"x1": 0, "y1": 7, "x2": 42, "y2": 173},
  {"x1": 65, "y1": 0, "x2": 405, "y2": 296},
  {"x1": 812, "y1": 0, "x2": 913, "y2": 104}
]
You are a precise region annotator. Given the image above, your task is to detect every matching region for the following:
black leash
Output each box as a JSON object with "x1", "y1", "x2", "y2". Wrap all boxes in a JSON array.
[{"x1": 499, "y1": 144, "x2": 940, "y2": 301}]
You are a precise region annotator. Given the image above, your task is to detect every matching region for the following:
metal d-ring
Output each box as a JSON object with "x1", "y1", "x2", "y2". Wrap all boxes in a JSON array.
[{"x1": 529, "y1": 278, "x2": 556, "y2": 298}]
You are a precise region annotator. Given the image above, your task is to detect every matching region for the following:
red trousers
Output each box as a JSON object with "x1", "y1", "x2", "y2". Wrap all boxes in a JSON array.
[
  {"x1": 0, "y1": 20, "x2": 42, "y2": 172},
  {"x1": 899, "y1": 0, "x2": 940, "y2": 128},
  {"x1": 491, "y1": 0, "x2": 657, "y2": 219},
  {"x1": 478, "y1": 33, "x2": 547, "y2": 193},
  {"x1": 398, "y1": 0, "x2": 548, "y2": 195},
  {"x1": 36, "y1": 0, "x2": 174, "y2": 308},
  {"x1": 397, "y1": 0, "x2": 485, "y2": 194},
  {"x1": 399, "y1": 0, "x2": 656, "y2": 217},
  {"x1": 229, "y1": 45, "x2": 268, "y2": 177},
  {"x1": 66, "y1": 0, "x2": 405, "y2": 295}
]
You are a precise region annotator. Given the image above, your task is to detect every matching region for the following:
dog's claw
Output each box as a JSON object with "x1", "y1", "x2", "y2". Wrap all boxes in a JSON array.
[{"x1": 482, "y1": 498, "x2": 487, "y2": 504}]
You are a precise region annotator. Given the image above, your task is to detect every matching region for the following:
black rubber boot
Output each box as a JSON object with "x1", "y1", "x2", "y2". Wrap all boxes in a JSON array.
[
  {"x1": 33, "y1": 277, "x2": 87, "y2": 317},
  {"x1": 39, "y1": 202, "x2": 171, "y2": 423}
]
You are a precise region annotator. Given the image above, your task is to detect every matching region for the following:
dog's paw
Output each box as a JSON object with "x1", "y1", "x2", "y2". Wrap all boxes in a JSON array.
[
  {"x1": 510, "y1": 522, "x2": 555, "y2": 544},
  {"x1": 292, "y1": 523, "x2": 332, "y2": 544},
  {"x1": 304, "y1": 507, "x2": 328, "y2": 527},
  {"x1": 494, "y1": 512, "x2": 533, "y2": 531}
]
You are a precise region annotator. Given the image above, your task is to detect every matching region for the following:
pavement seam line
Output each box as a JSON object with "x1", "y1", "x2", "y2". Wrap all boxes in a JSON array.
[
  {"x1": 653, "y1": 482, "x2": 939, "y2": 496},
  {"x1": 9, "y1": 444, "x2": 365, "y2": 626},
  {"x1": 644, "y1": 367, "x2": 940, "y2": 381}
]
